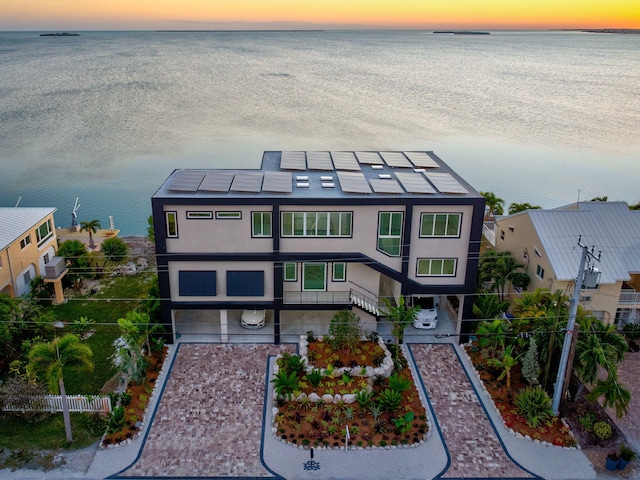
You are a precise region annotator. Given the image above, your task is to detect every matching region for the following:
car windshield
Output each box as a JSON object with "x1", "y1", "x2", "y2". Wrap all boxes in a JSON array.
[{"x1": 415, "y1": 297, "x2": 435, "y2": 309}]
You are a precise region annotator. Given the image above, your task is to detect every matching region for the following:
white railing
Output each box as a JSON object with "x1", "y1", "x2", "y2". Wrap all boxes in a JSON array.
[
  {"x1": 283, "y1": 291, "x2": 351, "y2": 304},
  {"x1": 619, "y1": 290, "x2": 640, "y2": 305},
  {"x1": 483, "y1": 223, "x2": 496, "y2": 246},
  {"x1": 2, "y1": 394, "x2": 112, "y2": 414}
]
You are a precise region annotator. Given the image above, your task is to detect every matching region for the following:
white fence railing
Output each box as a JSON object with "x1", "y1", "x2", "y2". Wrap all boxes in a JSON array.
[
  {"x1": 482, "y1": 223, "x2": 496, "y2": 246},
  {"x1": 619, "y1": 290, "x2": 640, "y2": 305},
  {"x1": 2, "y1": 394, "x2": 112, "y2": 414}
]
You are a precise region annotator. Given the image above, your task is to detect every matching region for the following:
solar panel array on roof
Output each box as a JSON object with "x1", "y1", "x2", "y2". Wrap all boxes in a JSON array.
[
  {"x1": 370, "y1": 179, "x2": 404, "y2": 194},
  {"x1": 331, "y1": 151, "x2": 361, "y2": 171},
  {"x1": 395, "y1": 172, "x2": 437, "y2": 194},
  {"x1": 199, "y1": 171, "x2": 235, "y2": 192},
  {"x1": 280, "y1": 151, "x2": 306, "y2": 170},
  {"x1": 306, "y1": 151, "x2": 334, "y2": 170},
  {"x1": 355, "y1": 151, "x2": 384, "y2": 165},
  {"x1": 404, "y1": 151, "x2": 439, "y2": 168},
  {"x1": 168, "y1": 170, "x2": 206, "y2": 192},
  {"x1": 337, "y1": 171, "x2": 372, "y2": 193},
  {"x1": 262, "y1": 171, "x2": 292, "y2": 193},
  {"x1": 426, "y1": 172, "x2": 468, "y2": 194},
  {"x1": 380, "y1": 152, "x2": 412, "y2": 168},
  {"x1": 230, "y1": 172, "x2": 264, "y2": 192}
]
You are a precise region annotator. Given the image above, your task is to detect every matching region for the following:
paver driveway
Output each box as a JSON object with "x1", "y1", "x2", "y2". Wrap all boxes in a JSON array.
[{"x1": 118, "y1": 343, "x2": 293, "y2": 478}]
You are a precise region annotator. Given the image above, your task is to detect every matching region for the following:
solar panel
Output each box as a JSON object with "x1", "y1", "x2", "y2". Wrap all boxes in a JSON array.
[
  {"x1": 167, "y1": 170, "x2": 206, "y2": 192},
  {"x1": 199, "y1": 171, "x2": 235, "y2": 192},
  {"x1": 380, "y1": 152, "x2": 412, "y2": 168},
  {"x1": 280, "y1": 151, "x2": 307, "y2": 170},
  {"x1": 355, "y1": 151, "x2": 384, "y2": 165},
  {"x1": 404, "y1": 151, "x2": 439, "y2": 168},
  {"x1": 230, "y1": 172, "x2": 264, "y2": 192},
  {"x1": 306, "y1": 151, "x2": 334, "y2": 170},
  {"x1": 331, "y1": 151, "x2": 361, "y2": 171},
  {"x1": 425, "y1": 172, "x2": 469, "y2": 194},
  {"x1": 395, "y1": 172, "x2": 437, "y2": 194},
  {"x1": 370, "y1": 179, "x2": 404, "y2": 194},
  {"x1": 337, "y1": 171, "x2": 371, "y2": 194},
  {"x1": 262, "y1": 171, "x2": 292, "y2": 193}
]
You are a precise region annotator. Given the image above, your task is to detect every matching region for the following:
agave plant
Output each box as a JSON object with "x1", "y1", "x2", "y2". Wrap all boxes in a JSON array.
[{"x1": 514, "y1": 386, "x2": 553, "y2": 428}]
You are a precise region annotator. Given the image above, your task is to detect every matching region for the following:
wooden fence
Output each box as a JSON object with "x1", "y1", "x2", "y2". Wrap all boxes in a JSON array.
[{"x1": 2, "y1": 394, "x2": 112, "y2": 414}]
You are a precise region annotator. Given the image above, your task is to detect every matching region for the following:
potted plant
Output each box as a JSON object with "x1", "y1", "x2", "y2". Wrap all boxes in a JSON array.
[
  {"x1": 618, "y1": 444, "x2": 636, "y2": 470},
  {"x1": 606, "y1": 452, "x2": 620, "y2": 471}
]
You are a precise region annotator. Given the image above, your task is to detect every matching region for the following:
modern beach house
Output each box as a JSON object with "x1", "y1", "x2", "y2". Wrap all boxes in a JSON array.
[
  {"x1": 152, "y1": 151, "x2": 485, "y2": 343},
  {"x1": 0, "y1": 207, "x2": 67, "y2": 303},
  {"x1": 494, "y1": 201, "x2": 640, "y2": 326}
]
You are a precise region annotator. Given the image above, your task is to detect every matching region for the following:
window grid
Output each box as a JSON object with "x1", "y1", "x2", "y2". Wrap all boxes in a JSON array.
[
  {"x1": 419, "y1": 213, "x2": 461, "y2": 237},
  {"x1": 281, "y1": 212, "x2": 352, "y2": 237},
  {"x1": 36, "y1": 219, "x2": 53, "y2": 246},
  {"x1": 377, "y1": 212, "x2": 403, "y2": 257},
  {"x1": 20, "y1": 235, "x2": 32, "y2": 249},
  {"x1": 252, "y1": 212, "x2": 272, "y2": 237},
  {"x1": 417, "y1": 258, "x2": 457, "y2": 276}
]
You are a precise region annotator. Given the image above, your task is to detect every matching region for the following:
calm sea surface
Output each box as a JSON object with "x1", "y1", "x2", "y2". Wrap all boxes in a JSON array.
[{"x1": 1, "y1": 30, "x2": 639, "y2": 235}]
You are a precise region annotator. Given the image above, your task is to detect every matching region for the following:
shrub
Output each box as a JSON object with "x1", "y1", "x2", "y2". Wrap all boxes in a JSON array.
[
  {"x1": 521, "y1": 337, "x2": 541, "y2": 385},
  {"x1": 388, "y1": 373, "x2": 411, "y2": 392},
  {"x1": 327, "y1": 310, "x2": 362, "y2": 353},
  {"x1": 593, "y1": 421, "x2": 612, "y2": 440},
  {"x1": 107, "y1": 406, "x2": 126, "y2": 434},
  {"x1": 377, "y1": 389, "x2": 403, "y2": 413},
  {"x1": 579, "y1": 413, "x2": 596, "y2": 430},
  {"x1": 514, "y1": 386, "x2": 553, "y2": 428},
  {"x1": 71, "y1": 316, "x2": 95, "y2": 337}
]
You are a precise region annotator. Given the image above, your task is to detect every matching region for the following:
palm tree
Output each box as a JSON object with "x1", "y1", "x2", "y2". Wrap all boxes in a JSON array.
[
  {"x1": 480, "y1": 191, "x2": 504, "y2": 219},
  {"x1": 475, "y1": 318, "x2": 511, "y2": 357},
  {"x1": 478, "y1": 251, "x2": 529, "y2": 302},
  {"x1": 587, "y1": 374, "x2": 631, "y2": 419},
  {"x1": 382, "y1": 296, "x2": 420, "y2": 356},
  {"x1": 488, "y1": 344, "x2": 521, "y2": 389},
  {"x1": 101, "y1": 237, "x2": 128, "y2": 266},
  {"x1": 28, "y1": 334, "x2": 93, "y2": 442},
  {"x1": 508, "y1": 202, "x2": 542, "y2": 214},
  {"x1": 80, "y1": 219, "x2": 101, "y2": 250},
  {"x1": 472, "y1": 291, "x2": 509, "y2": 320}
]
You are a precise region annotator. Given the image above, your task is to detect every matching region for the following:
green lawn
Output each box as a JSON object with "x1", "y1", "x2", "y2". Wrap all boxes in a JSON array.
[{"x1": 47, "y1": 272, "x2": 157, "y2": 394}]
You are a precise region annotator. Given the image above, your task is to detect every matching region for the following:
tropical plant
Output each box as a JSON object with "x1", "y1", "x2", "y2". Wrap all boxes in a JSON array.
[
  {"x1": 587, "y1": 375, "x2": 631, "y2": 419},
  {"x1": 480, "y1": 191, "x2": 505, "y2": 218},
  {"x1": 27, "y1": 334, "x2": 94, "y2": 442},
  {"x1": 508, "y1": 202, "x2": 541, "y2": 214},
  {"x1": 382, "y1": 296, "x2": 420, "y2": 355},
  {"x1": 478, "y1": 250, "x2": 529, "y2": 302},
  {"x1": 514, "y1": 386, "x2": 553, "y2": 428},
  {"x1": 272, "y1": 370, "x2": 299, "y2": 399},
  {"x1": 377, "y1": 388, "x2": 403, "y2": 412},
  {"x1": 101, "y1": 237, "x2": 128, "y2": 266},
  {"x1": 487, "y1": 344, "x2": 521, "y2": 389},
  {"x1": 80, "y1": 219, "x2": 101, "y2": 250},
  {"x1": 388, "y1": 373, "x2": 411, "y2": 392},
  {"x1": 146, "y1": 215, "x2": 155, "y2": 242},
  {"x1": 70, "y1": 316, "x2": 95, "y2": 338},
  {"x1": 355, "y1": 389, "x2": 374, "y2": 409},
  {"x1": 620, "y1": 444, "x2": 636, "y2": 462},
  {"x1": 107, "y1": 405, "x2": 126, "y2": 434},
  {"x1": 327, "y1": 309, "x2": 362, "y2": 354},
  {"x1": 472, "y1": 291, "x2": 510, "y2": 320},
  {"x1": 393, "y1": 411, "x2": 415, "y2": 434},
  {"x1": 521, "y1": 337, "x2": 541, "y2": 386},
  {"x1": 475, "y1": 318, "x2": 511, "y2": 357},
  {"x1": 56, "y1": 239, "x2": 90, "y2": 280},
  {"x1": 593, "y1": 421, "x2": 612, "y2": 440},
  {"x1": 117, "y1": 310, "x2": 164, "y2": 356},
  {"x1": 305, "y1": 369, "x2": 323, "y2": 388}
]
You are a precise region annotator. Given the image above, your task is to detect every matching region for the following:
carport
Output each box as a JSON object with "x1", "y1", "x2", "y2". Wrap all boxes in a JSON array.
[{"x1": 172, "y1": 309, "x2": 275, "y2": 343}]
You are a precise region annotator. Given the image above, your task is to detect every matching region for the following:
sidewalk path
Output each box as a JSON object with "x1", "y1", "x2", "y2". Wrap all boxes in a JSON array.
[{"x1": 410, "y1": 344, "x2": 536, "y2": 479}]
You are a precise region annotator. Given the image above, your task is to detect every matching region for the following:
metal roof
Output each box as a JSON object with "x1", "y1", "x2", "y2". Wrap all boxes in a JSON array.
[
  {"x1": 0, "y1": 207, "x2": 57, "y2": 251},
  {"x1": 526, "y1": 202, "x2": 640, "y2": 283},
  {"x1": 155, "y1": 151, "x2": 481, "y2": 201}
]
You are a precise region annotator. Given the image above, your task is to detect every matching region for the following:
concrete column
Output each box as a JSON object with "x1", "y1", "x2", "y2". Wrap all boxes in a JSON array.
[
  {"x1": 52, "y1": 280, "x2": 65, "y2": 305},
  {"x1": 220, "y1": 309, "x2": 228, "y2": 343}
]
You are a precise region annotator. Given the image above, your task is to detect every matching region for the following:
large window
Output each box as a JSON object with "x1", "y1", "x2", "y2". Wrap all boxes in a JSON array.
[
  {"x1": 420, "y1": 213, "x2": 461, "y2": 237},
  {"x1": 417, "y1": 258, "x2": 457, "y2": 276},
  {"x1": 303, "y1": 263, "x2": 326, "y2": 291},
  {"x1": 165, "y1": 212, "x2": 178, "y2": 238},
  {"x1": 281, "y1": 211, "x2": 352, "y2": 237},
  {"x1": 377, "y1": 212, "x2": 403, "y2": 256},
  {"x1": 252, "y1": 212, "x2": 272, "y2": 237},
  {"x1": 36, "y1": 219, "x2": 53, "y2": 246},
  {"x1": 227, "y1": 271, "x2": 265, "y2": 296}
]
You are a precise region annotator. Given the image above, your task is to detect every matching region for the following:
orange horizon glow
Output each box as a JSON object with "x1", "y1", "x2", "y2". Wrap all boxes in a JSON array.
[{"x1": 1, "y1": 0, "x2": 639, "y2": 30}]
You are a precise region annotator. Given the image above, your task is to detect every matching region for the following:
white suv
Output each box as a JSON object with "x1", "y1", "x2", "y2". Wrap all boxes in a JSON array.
[{"x1": 412, "y1": 296, "x2": 439, "y2": 329}]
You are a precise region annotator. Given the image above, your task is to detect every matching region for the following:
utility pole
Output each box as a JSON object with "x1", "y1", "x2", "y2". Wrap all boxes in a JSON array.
[{"x1": 551, "y1": 237, "x2": 601, "y2": 416}]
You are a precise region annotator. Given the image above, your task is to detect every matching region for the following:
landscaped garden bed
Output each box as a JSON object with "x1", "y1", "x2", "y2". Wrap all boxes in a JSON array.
[{"x1": 271, "y1": 324, "x2": 430, "y2": 450}]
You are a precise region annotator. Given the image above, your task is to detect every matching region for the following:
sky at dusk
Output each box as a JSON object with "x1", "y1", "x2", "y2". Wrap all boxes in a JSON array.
[{"x1": 1, "y1": 0, "x2": 639, "y2": 31}]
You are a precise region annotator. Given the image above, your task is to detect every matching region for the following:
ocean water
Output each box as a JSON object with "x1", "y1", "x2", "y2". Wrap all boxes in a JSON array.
[{"x1": 1, "y1": 30, "x2": 639, "y2": 235}]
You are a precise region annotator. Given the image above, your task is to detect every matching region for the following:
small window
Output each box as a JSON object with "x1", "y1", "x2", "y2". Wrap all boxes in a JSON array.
[
  {"x1": 43, "y1": 253, "x2": 50, "y2": 264},
  {"x1": 534, "y1": 247, "x2": 541, "y2": 258},
  {"x1": 252, "y1": 212, "x2": 272, "y2": 237},
  {"x1": 523, "y1": 249, "x2": 528, "y2": 261},
  {"x1": 23, "y1": 270, "x2": 32, "y2": 284},
  {"x1": 284, "y1": 262, "x2": 297, "y2": 282},
  {"x1": 20, "y1": 235, "x2": 32, "y2": 249},
  {"x1": 216, "y1": 211, "x2": 242, "y2": 219},
  {"x1": 536, "y1": 264, "x2": 545, "y2": 279},
  {"x1": 36, "y1": 219, "x2": 53, "y2": 246},
  {"x1": 500, "y1": 230, "x2": 505, "y2": 241},
  {"x1": 187, "y1": 211, "x2": 213, "y2": 219},
  {"x1": 165, "y1": 212, "x2": 178, "y2": 238},
  {"x1": 508, "y1": 226, "x2": 515, "y2": 233},
  {"x1": 417, "y1": 258, "x2": 457, "y2": 276},
  {"x1": 332, "y1": 263, "x2": 346, "y2": 282}
]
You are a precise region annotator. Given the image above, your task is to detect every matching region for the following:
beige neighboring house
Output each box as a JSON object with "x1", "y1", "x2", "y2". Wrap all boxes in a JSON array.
[
  {"x1": 494, "y1": 201, "x2": 640, "y2": 326},
  {"x1": 0, "y1": 207, "x2": 67, "y2": 302}
]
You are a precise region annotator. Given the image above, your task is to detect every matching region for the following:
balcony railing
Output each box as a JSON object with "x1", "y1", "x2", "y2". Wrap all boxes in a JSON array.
[
  {"x1": 619, "y1": 290, "x2": 640, "y2": 305},
  {"x1": 283, "y1": 291, "x2": 351, "y2": 305}
]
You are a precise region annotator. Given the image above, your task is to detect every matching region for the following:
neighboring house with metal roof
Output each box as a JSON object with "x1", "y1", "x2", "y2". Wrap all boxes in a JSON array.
[
  {"x1": 152, "y1": 151, "x2": 485, "y2": 343},
  {"x1": 0, "y1": 207, "x2": 59, "y2": 297},
  {"x1": 494, "y1": 201, "x2": 640, "y2": 325}
]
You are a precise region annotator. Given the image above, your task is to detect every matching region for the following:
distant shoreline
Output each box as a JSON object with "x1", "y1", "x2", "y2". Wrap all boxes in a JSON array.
[
  {"x1": 155, "y1": 30, "x2": 325, "y2": 33},
  {"x1": 561, "y1": 29, "x2": 640, "y2": 35}
]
